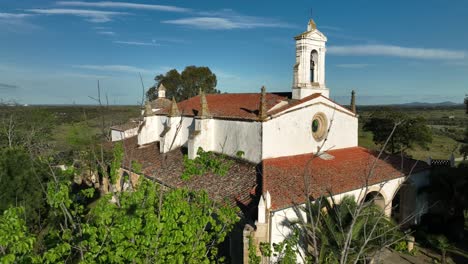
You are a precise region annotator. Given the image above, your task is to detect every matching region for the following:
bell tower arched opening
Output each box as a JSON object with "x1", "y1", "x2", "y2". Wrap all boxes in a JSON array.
[{"x1": 310, "y1": 50, "x2": 318, "y2": 83}]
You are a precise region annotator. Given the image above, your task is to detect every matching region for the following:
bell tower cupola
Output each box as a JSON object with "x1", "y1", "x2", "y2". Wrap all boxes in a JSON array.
[{"x1": 292, "y1": 19, "x2": 329, "y2": 99}]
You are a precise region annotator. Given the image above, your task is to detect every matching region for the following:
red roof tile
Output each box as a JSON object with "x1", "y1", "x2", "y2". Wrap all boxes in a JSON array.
[
  {"x1": 157, "y1": 93, "x2": 290, "y2": 120},
  {"x1": 150, "y1": 98, "x2": 172, "y2": 109},
  {"x1": 120, "y1": 136, "x2": 259, "y2": 212},
  {"x1": 262, "y1": 147, "x2": 429, "y2": 210},
  {"x1": 156, "y1": 92, "x2": 354, "y2": 120}
]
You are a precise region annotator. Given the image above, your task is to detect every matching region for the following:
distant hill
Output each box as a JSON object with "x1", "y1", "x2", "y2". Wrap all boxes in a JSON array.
[
  {"x1": 396, "y1": 101, "x2": 460, "y2": 107},
  {"x1": 356, "y1": 101, "x2": 464, "y2": 110}
]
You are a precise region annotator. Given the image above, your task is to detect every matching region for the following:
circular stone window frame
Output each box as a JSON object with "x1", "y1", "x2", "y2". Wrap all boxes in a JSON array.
[{"x1": 312, "y1": 112, "x2": 328, "y2": 141}]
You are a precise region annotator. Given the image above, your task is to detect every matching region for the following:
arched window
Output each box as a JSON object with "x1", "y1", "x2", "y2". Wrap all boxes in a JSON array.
[
  {"x1": 310, "y1": 60, "x2": 315, "y2": 82},
  {"x1": 310, "y1": 50, "x2": 318, "y2": 83}
]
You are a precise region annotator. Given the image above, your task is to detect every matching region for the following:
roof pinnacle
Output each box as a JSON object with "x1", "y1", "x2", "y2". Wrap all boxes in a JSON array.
[
  {"x1": 259, "y1": 86, "x2": 267, "y2": 121},
  {"x1": 169, "y1": 97, "x2": 180, "y2": 117},
  {"x1": 307, "y1": 18, "x2": 317, "y2": 31},
  {"x1": 350, "y1": 90, "x2": 356, "y2": 114},
  {"x1": 199, "y1": 90, "x2": 210, "y2": 118}
]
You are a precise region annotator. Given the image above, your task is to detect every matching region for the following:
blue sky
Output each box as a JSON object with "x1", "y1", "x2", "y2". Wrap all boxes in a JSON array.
[{"x1": 1, "y1": 0, "x2": 467, "y2": 105}]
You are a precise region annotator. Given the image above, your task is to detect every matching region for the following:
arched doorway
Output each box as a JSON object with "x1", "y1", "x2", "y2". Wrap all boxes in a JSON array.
[{"x1": 364, "y1": 191, "x2": 387, "y2": 215}]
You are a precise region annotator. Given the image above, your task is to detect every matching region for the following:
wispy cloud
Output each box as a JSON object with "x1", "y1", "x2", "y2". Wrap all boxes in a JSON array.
[
  {"x1": 0, "y1": 12, "x2": 39, "y2": 32},
  {"x1": 162, "y1": 16, "x2": 293, "y2": 30},
  {"x1": 162, "y1": 9, "x2": 293, "y2": 30},
  {"x1": 73, "y1": 64, "x2": 154, "y2": 73},
  {"x1": 61, "y1": 72, "x2": 110, "y2": 79},
  {"x1": 0, "y1": 13, "x2": 32, "y2": 19},
  {"x1": 26, "y1": 8, "x2": 128, "y2": 23},
  {"x1": 328, "y1": 44, "x2": 466, "y2": 60},
  {"x1": 335, "y1": 64, "x2": 372, "y2": 69},
  {"x1": 113, "y1": 40, "x2": 159, "y2": 47},
  {"x1": 0, "y1": 83, "x2": 19, "y2": 89},
  {"x1": 57, "y1": 1, "x2": 191, "y2": 13},
  {"x1": 98, "y1": 31, "x2": 116, "y2": 36}
]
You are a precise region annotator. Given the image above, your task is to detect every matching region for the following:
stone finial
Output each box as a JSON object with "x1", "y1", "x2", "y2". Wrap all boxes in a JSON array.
[
  {"x1": 307, "y1": 18, "x2": 317, "y2": 31},
  {"x1": 257, "y1": 195, "x2": 266, "y2": 224},
  {"x1": 169, "y1": 97, "x2": 180, "y2": 117},
  {"x1": 350, "y1": 90, "x2": 356, "y2": 114},
  {"x1": 258, "y1": 86, "x2": 267, "y2": 121},
  {"x1": 199, "y1": 90, "x2": 210, "y2": 119},
  {"x1": 265, "y1": 191, "x2": 271, "y2": 210},
  {"x1": 144, "y1": 101, "x2": 153, "y2": 116}
]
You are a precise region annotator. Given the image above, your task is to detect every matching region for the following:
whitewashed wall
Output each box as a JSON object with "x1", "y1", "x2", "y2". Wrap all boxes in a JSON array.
[
  {"x1": 111, "y1": 130, "x2": 125, "y2": 142},
  {"x1": 138, "y1": 116, "x2": 167, "y2": 145},
  {"x1": 111, "y1": 127, "x2": 139, "y2": 142},
  {"x1": 212, "y1": 119, "x2": 262, "y2": 163},
  {"x1": 160, "y1": 116, "x2": 194, "y2": 153},
  {"x1": 262, "y1": 98, "x2": 358, "y2": 160}
]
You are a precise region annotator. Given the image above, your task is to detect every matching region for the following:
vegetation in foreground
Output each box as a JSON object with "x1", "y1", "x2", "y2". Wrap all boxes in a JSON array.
[{"x1": 1, "y1": 97, "x2": 467, "y2": 263}]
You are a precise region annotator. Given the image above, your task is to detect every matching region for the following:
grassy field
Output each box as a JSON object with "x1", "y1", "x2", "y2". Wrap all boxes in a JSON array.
[
  {"x1": 0, "y1": 105, "x2": 140, "y2": 153},
  {"x1": 358, "y1": 106, "x2": 467, "y2": 161}
]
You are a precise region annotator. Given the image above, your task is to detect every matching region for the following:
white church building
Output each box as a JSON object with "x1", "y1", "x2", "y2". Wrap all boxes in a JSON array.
[{"x1": 112, "y1": 19, "x2": 430, "y2": 263}]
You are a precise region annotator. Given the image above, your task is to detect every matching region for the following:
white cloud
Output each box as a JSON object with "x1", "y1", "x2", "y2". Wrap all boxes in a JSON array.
[
  {"x1": 57, "y1": 1, "x2": 191, "y2": 13},
  {"x1": 162, "y1": 16, "x2": 293, "y2": 30},
  {"x1": 98, "y1": 31, "x2": 116, "y2": 36},
  {"x1": 335, "y1": 64, "x2": 372, "y2": 69},
  {"x1": 73, "y1": 64, "x2": 154, "y2": 73},
  {"x1": 113, "y1": 40, "x2": 159, "y2": 46},
  {"x1": 0, "y1": 13, "x2": 32, "y2": 19},
  {"x1": 61, "y1": 72, "x2": 110, "y2": 79},
  {"x1": 26, "y1": 8, "x2": 127, "y2": 23},
  {"x1": 328, "y1": 44, "x2": 466, "y2": 60},
  {"x1": 0, "y1": 12, "x2": 39, "y2": 32}
]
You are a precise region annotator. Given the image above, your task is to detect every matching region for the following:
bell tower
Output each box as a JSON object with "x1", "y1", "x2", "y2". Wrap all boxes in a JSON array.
[{"x1": 292, "y1": 19, "x2": 329, "y2": 99}]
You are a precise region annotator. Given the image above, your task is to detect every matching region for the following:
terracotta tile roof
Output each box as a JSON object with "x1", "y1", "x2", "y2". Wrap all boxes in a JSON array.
[
  {"x1": 150, "y1": 98, "x2": 172, "y2": 109},
  {"x1": 262, "y1": 147, "x2": 430, "y2": 210},
  {"x1": 156, "y1": 92, "x2": 354, "y2": 120},
  {"x1": 157, "y1": 93, "x2": 291, "y2": 120},
  {"x1": 120, "y1": 136, "x2": 259, "y2": 213},
  {"x1": 111, "y1": 121, "x2": 140, "y2": 131}
]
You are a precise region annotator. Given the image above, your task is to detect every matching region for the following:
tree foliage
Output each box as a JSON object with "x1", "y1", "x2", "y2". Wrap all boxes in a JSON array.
[
  {"x1": 147, "y1": 66, "x2": 219, "y2": 101},
  {"x1": 0, "y1": 147, "x2": 49, "y2": 231},
  {"x1": 0, "y1": 143, "x2": 238, "y2": 263},
  {"x1": 0, "y1": 207, "x2": 36, "y2": 263},
  {"x1": 182, "y1": 147, "x2": 233, "y2": 180},
  {"x1": 363, "y1": 110, "x2": 432, "y2": 154}
]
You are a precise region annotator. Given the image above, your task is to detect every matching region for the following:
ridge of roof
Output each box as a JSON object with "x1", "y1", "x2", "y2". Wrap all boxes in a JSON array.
[{"x1": 154, "y1": 91, "x2": 355, "y2": 121}]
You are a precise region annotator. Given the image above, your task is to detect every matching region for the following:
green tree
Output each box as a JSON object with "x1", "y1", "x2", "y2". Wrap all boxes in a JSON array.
[
  {"x1": 0, "y1": 207, "x2": 36, "y2": 263},
  {"x1": 0, "y1": 143, "x2": 238, "y2": 263},
  {"x1": 147, "y1": 66, "x2": 219, "y2": 101},
  {"x1": 0, "y1": 147, "x2": 49, "y2": 231},
  {"x1": 363, "y1": 110, "x2": 432, "y2": 154},
  {"x1": 429, "y1": 235, "x2": 451, "y2": 264}
]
